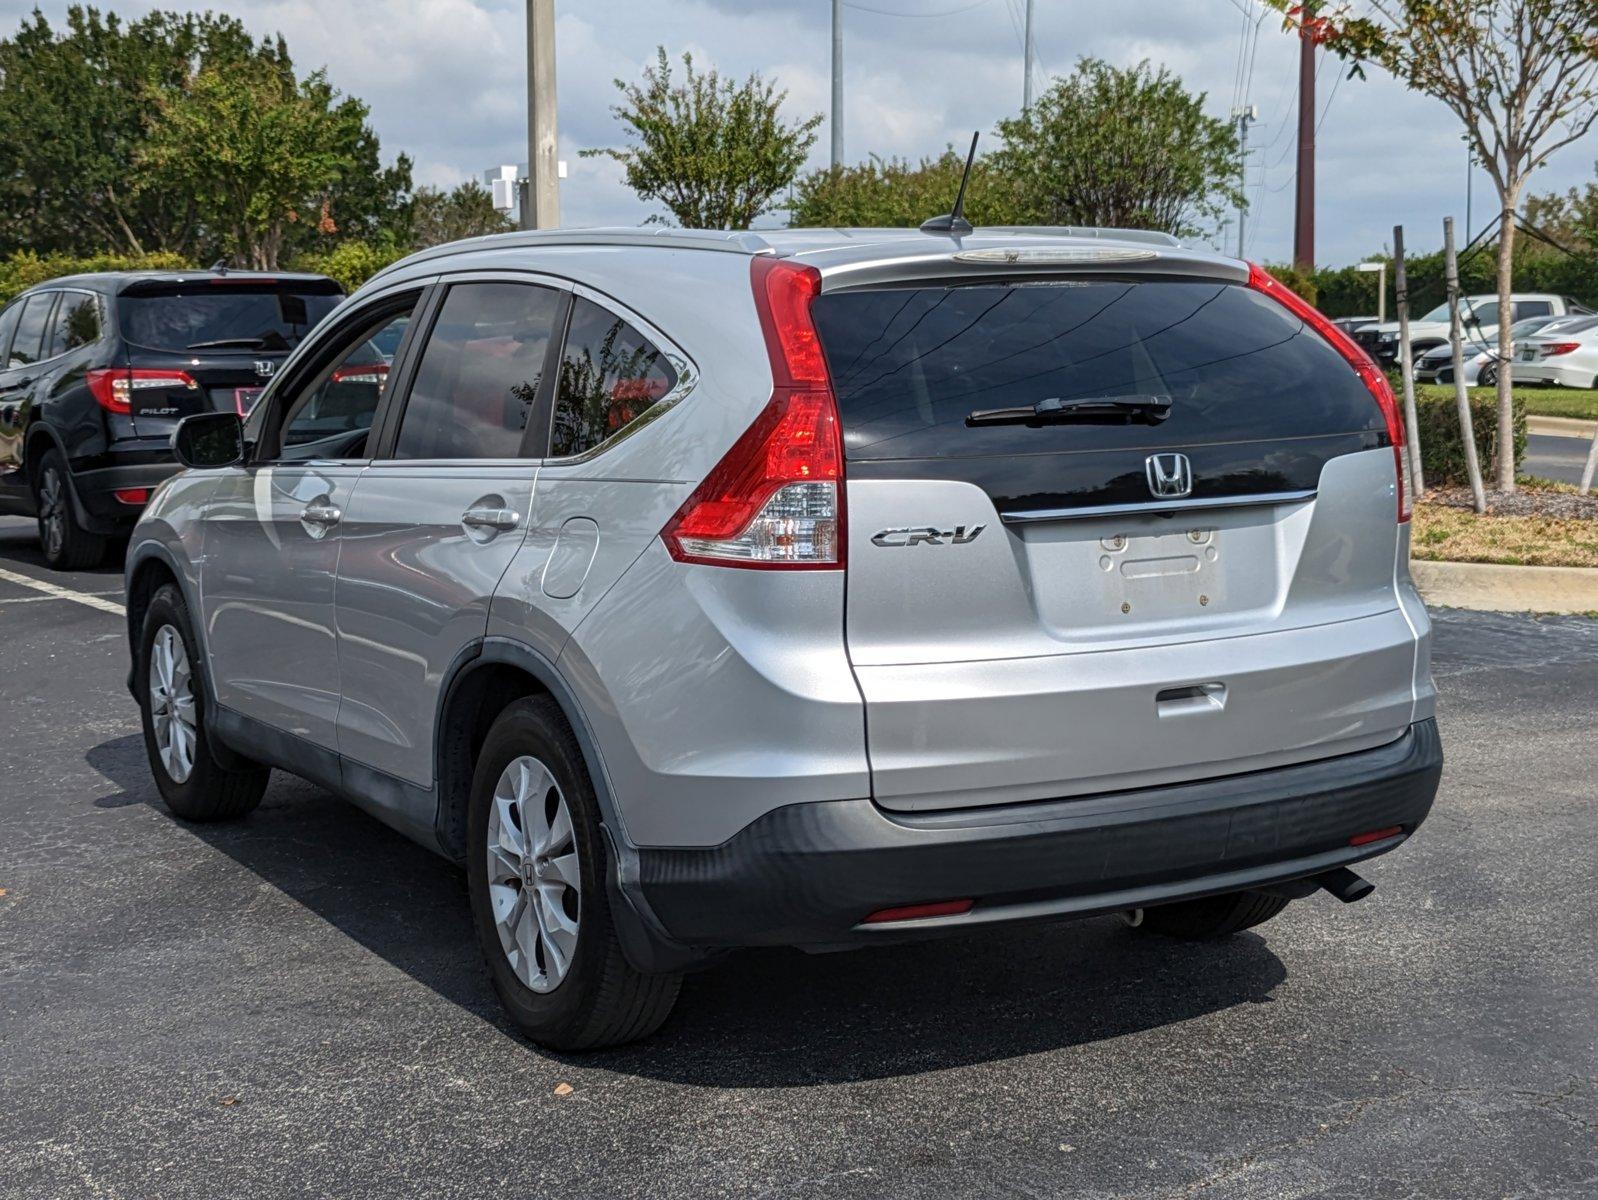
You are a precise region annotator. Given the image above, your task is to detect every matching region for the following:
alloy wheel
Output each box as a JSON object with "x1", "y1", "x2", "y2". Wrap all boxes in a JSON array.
[
  {"x1": 37, "y1": 467, "x2": 64, "y2": 561},
  {"x1": 485, "y1": 755, "x2": 581, "y2": 993},
  {"x1": 148, "y1": 624, "x2": 197, "y2": 784}
]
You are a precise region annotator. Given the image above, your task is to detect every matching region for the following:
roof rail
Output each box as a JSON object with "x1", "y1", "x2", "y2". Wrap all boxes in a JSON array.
[
  {"x1": 366, "y1": 226, "x2": 775, "y2": 287},
  {"x1": 978, "y1": 226, "x2": 1182, "y2": 248}
]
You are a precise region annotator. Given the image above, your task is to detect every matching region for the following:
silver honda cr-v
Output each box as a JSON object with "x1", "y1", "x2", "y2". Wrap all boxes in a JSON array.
[{"x1": 125, "y1": 226, "x2": 1441, "y2": 1049}]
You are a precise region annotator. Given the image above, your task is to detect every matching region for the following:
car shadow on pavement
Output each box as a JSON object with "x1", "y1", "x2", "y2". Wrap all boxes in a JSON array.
[
  {"x1": 88, "y1": 732, "x2": 1288, "y2": 1087},
  {"x1": 0, "y1": 518, "x2": 127, "y2": 580}
]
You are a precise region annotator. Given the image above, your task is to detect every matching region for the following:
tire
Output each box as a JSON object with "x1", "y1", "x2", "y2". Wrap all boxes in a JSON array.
[
  {"x1": 466, "y1": 695, "x2": 680, "y2": 1051},
  {"x1": 1134, "y1": 890, "x2": 1290, "y2": 941},
  {"x1": 34, "y1": 449, "x2": 106, "y2": 570},
  {"x1": 1478, "y1": 362, "x2": 1497, "y2": 387},
  {"x1": 137, "y1": 583, "x2": 269, "y2": 821}
]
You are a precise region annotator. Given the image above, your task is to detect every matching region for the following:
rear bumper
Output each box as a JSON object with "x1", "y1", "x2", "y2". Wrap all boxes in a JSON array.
[
  {"x1": 630, "y1": 719, "x2": 1441, "y2": 962},
  {"x1": 1512, "y1": 363, "x2": 1592, "y2": 388},
  {"x1": 72, "y1": 459, "x2": 182, "y2": 533}
]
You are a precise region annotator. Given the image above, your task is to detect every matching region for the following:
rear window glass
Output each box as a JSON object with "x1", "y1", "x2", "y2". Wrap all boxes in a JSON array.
[
  {"x1": 49, "y1": 292, "x2": 103, "y2": 354},
  {"x1": 120, "y1": 286, "x2": 339, "y2": 353},
  {"x1": 811, "y1": 279, "x2": 1381, "y2": 461}
]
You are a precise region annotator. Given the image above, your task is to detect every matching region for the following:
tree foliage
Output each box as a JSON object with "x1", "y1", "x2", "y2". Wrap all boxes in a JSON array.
[
  {"x1": 586, "y1": 48, "x2": 822, "y2": 228},
  {"x1": 989, "y1": 58, "x2": 1243, "y2": 237},
  {"x1": 788, "y1": 150, "x2": 1017, "y2": 228},
  {"x1": 0, "y1": 6, "x2": 411, "y2": 269},
  {"x1": 1264, "y1": 0, "x2": 1598, "y2": 490},
  {"x1": 399, "y1": 181, "x2": 516, "y2": 247}
]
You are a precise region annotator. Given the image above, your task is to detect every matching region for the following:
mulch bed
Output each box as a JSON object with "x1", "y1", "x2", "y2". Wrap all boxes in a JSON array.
[{"x1": 1422, "y1": 487, "x2": 1598, "y2": 520}]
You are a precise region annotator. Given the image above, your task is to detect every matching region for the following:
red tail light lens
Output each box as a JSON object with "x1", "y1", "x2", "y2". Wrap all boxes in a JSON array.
[
  {"x1": 1542, "y1": 341, "x2": 1580, "y2": 357},
  {"x1": 86, "y1": 368, "x2": 199, "y2": 415},
  {"x1": 329, "y1": 362, "x2": 390, "y2": 385},
  {"x1": 862, "y1": 899, "x2": 974, "y2": 924},
  {"x1": 1350, "y1": 825, "x2": 1404, "y2": 847},
  {"x1": 1248, "y1": 264, "x2": 1410, "y2": 522},
  {"x1": 112, "y1": 487, "x2": 151, "y2": 505},
  {"x1": 660, "y1": 258, "x2": 845, "y2": 568}
]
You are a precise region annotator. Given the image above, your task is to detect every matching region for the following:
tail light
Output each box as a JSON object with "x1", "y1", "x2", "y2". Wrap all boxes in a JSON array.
[
  {"x1": 86, "y1": 368, "x2": 199, "y2": 415},
  {"x1": 1542, "y1": 342, "x2": 1580, "y2": 357},
  {"x1": 660, "y1": 257, "x2": 844, "y2": 568},
  {"x1": 329, "y1": 362, "x2": 389, "y2": 386},
  {"x1": 112, "y1": 487, "x2": 151, "y2": 505},
  {"x1": 1248, "y1": 264, "x2": 1411, "y2": 522}
]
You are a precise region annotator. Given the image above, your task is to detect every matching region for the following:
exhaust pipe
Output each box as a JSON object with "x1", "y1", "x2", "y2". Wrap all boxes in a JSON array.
[{"x1": 1316, "y1": 866, "x2": 1375, "y2": 904}]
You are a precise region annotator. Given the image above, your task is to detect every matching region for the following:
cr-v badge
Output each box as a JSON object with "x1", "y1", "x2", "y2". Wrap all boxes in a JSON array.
[
  {"x1": 871, "y1": 525, "x2": 985, "y2": 547},
  {"x1": 1145, "y1": 452, "x2": 1193, "y2": 498}
]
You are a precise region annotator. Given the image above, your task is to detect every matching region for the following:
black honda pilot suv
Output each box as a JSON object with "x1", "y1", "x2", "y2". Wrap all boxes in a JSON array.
[{"x1": 0, "y1": 269, "x2": 342, "y2": 568}]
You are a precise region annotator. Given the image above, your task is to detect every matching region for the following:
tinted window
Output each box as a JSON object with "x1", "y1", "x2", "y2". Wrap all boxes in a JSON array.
[
  {"x1": 1516, "y1": 300, "x2": 1553, "y2": 319},
  {"x1": 8, "y1": 293, "x2": 54, "y2": 367},
  {"x1": 278, "y1": 308, "x2": 415, "y2": 461},
  {"x1": 0, "y1": 301, "x2": 21, "y2": 366},
  {"x1": 120, "y1": 286, "x2": 339, "y2": 352},
  {"x1": 394, "y1": 283, "x2": 561, "y2": 460},
  {"x1": 551, "y1": 297, "x2": 676, "y2": 458},
  {"x1": 47, "y1": 292, "x2": 102, "y2": 355},
  {"x1": 812, "y1": 280, "x2": 1381, "y2": 463}
]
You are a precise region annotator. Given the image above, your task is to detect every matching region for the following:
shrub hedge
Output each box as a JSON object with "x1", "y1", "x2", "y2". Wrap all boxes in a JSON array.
[
  {"x1": 0, "y1": 249, "x2": 192, "y2": 304},
  {"x1": 1412, "y1": 391, "x2": 1525, "y2": 488}
]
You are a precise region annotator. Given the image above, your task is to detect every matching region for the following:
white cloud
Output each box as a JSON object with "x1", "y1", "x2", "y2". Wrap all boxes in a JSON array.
[{"x1": 1, "y1": 0, "x2": 1593, "y2": 264}]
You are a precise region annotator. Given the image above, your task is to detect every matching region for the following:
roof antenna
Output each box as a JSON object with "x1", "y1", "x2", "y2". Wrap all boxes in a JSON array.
[
  {"x1": 920, "y1": 131, "x2": 979, "y2": 238},
  {"x1": 209, "y1": 257, "x2": 230, "y2": 275}
]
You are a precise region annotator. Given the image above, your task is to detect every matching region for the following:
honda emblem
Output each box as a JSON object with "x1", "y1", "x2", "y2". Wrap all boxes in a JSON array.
[
  {"x1": 1145, "y1": 453, "x2": 1193, "y2": 499},
  {"x1": 254, "y1": 359, "x2": 277, "y2": 378}
]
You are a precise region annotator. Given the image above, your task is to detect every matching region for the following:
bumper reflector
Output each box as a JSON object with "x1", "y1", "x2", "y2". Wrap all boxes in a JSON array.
[
  {"x1": 862, "y1": 898, "x2": 974, "y2": 924},
  {"x1": 112, "y1": 488, "x2": 151, "y2": 505},
  {"x1": 1349, "y1": 825, "x2": 1403, "y2": 847}
]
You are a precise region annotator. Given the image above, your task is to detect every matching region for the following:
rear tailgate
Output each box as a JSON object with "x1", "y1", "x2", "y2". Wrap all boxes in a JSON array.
[{"x1": 813, "y1": 268, "x2": 1419, "y2": 811}]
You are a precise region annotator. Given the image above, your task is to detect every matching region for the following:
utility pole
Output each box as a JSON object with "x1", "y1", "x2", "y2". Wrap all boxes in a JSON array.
[
  {"x1": 831, "y1": 0, "x2": 844, "y2": 169},
  {"x1": 1464, "y1": 141, "x2": 1474, "y2": 240},
  {"x1": 1394, "y1": 224, "x2": 1424, "y2": 497},
  {"x1": 522, "y1": 0, "x2": 559, "y2": 230},
  {"x1": 1293, "y1": 1, "x2": 1317, "y2": 271},
  {"x1": 1022, "y1": 0, "x2": 1035, "y2": 111},
  {"x1": 1232, "y1": 105, "x2": 1257, "y2": 259}
]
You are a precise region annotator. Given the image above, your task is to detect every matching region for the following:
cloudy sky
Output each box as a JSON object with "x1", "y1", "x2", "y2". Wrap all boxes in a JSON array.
[{"x1": 5, "y1": 0, "x2": 1595, "y2": 266}]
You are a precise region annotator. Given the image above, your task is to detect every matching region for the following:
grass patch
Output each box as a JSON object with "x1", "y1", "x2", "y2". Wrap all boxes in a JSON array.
[
  {"x1": 1414, "y1": 383, "x2": 1598, "y2": 423},
  {"x1": 1412, "y1": 505, "x2": 1598, "y2": 568}
]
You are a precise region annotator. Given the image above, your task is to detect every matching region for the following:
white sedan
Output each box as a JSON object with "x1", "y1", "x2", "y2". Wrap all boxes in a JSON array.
[
  {"x1": 1511, "y1": 315, "x2": 1598, "y2": 389},
  {"x1": 1414, "y1": 315, "x2": 1583, "y2": 386}
]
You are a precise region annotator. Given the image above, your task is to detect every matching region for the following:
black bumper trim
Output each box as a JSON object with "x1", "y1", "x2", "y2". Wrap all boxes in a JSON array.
[{"x1": 635, "y1": 720, "x2": 1442, "y2": 953}]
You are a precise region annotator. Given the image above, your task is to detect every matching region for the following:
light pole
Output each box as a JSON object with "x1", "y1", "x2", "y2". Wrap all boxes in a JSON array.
[
  {"x1": 1232, "y1": 105, "x2": 1257, "y2": 260},
  {"x1": 831, "y1": 0, "x2": 843, "y2": 169},
  {"x1": 524, "y1": 0, "x2": 560, "y2": 230},
  {"x1": 1022, "y1": 0, "x2": 1035, "y2": 111},
  {"x1": 1357, "y1": 260, "x2": 1386, "y2": 323}
]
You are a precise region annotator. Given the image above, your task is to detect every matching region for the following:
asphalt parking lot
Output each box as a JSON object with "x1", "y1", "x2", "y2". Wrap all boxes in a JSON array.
[{"x1": 0, "y1": 513, "x2": 1594, "y2": 1200}]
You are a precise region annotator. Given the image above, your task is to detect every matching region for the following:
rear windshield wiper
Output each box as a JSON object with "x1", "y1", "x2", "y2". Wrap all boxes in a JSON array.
[
  {"x1": 186, "y1": 337, "x2": 268, "y2": 350},
  {"x1": 965, "y1": 394, "x2": 1173, "y2": 427}
]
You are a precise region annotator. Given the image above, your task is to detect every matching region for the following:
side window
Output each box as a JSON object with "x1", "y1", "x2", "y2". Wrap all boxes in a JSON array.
[
  {"x1": 1516, "y1": 300, "x2": 1553, "y2": 319},
  {"x1": 0, "y1": 301, "x2": 21, "y2": 367},
  {"x1": 393, "y1": 282, "x2": 562, "y2": 460},
  {"x1": 47, "y1": 292, "x2": 103, "y2": 355},
  {"x1": 8, "y1": 293, "x2": 55, "y2": 367},
  {"x1": 277, "y1": 306, "x2": 416, "y2": 461},
  {"x1": 551, "y1": 297, "x2": 677, "y2": 458}
]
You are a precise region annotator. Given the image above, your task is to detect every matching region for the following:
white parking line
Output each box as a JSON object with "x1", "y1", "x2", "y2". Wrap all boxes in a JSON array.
[{"x1": 0, "y1": 567, "x2": 125, "y2": 615}]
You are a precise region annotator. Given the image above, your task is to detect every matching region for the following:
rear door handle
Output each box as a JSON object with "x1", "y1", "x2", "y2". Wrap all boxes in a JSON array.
[
  {"x1": 300, "y1": 502, "x2": 342, "y2": 527},
  {"x1": 462, "y1": 506, "x2": 521, "y2": 532}
]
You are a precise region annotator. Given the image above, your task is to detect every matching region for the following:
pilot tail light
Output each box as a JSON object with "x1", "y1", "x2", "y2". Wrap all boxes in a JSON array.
[
  {"x1": 1248, "y1": 263, "x2": 1412, "y2": 523},
  {"x1": 86, "y1": 368, "x2": 199, "y2": 416},
  {"x1": 660, "y1": 257, "x2": 844, "y2": 569}
]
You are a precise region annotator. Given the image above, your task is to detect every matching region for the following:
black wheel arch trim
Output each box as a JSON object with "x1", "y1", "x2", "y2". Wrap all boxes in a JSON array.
[{"x1": 433, "y1": 635, "x2": 703, "y2": 973}]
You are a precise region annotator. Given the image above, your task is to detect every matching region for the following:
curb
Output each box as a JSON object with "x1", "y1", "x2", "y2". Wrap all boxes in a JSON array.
[
  {"x1": 1411, "y1": 559, "x2": 1598, "y2": 615},
  {"x1": 1527, "y1": 414, "x2": 1597, "y2": 439}
]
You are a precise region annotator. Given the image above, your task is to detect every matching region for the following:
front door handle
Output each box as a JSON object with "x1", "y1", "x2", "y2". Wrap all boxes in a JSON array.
[
  {"x1": 300, "y1": 502, "x2": 342, "y2": 527},
  {"x1": 461, "y1": 506, "x2": 520, "y2": 532}
]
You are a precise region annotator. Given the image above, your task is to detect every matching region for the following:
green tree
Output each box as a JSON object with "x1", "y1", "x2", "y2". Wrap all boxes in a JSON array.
[
  {"x1": 585, "y1": 48, "x2": 822, "y2": 228},
  {"x1": 401, "y1": 181, "x2": 515, "y2": 248},
  {"x1": 988, "y1": 58, "x2": 1243, "y2": 237},
  {"x1": 1264, "y1": 0, "x2": 1598, "y2": 491},
  {"x1": 0, "y1": 7, "x2": 264, "y2": 256},
  {"x1": 788, "y1": 149, "x2": 1020, "y2": 228},
  {"x1": 141, "y1": 61, "x2": 364, "y2": 270}
]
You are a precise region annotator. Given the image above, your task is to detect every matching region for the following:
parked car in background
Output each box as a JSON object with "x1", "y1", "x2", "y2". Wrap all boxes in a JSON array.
[
  {"x1": 0, "y1": 268, "x2": 342, "y2": 567},
  {"x1": 126, "y1": 226, "x2": 1441, "y2": 1050},
  {"x1": 1332, "y1": 315, "x2": 1380, "y2": 339},
  {"x1": 1511, "y1": 314, "x2": 1598, "y2": 389},
  {"x1": 1413, "y1": 313, "x2": 1587, "y2": 386},
  {"x1": 1353, "y1": 293, "x2": 1593, "y2": 366}
]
